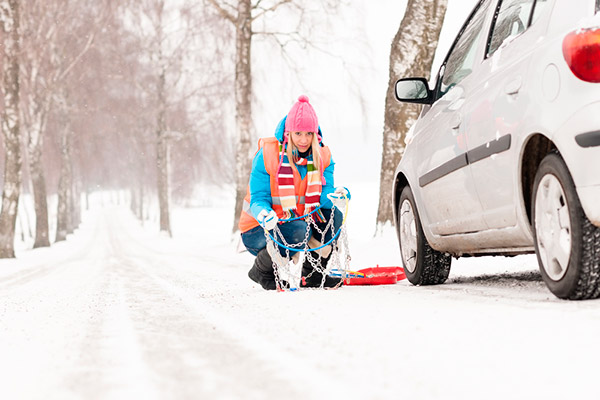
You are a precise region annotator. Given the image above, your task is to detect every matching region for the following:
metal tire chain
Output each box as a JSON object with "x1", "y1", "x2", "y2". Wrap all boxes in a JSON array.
[
  {"x1": 305, "y1": 209, "x2": 337, "y2": 288},
  {"x1": 264, "y1": 204, "x2": 350, "y2": 290},
  {"x1": 264, "y1": 216, "x2": 312, "y2": 290}
]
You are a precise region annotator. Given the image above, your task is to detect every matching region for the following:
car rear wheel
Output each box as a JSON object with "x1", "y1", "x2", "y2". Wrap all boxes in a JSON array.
[
  {"x1": 398, "y1": 186, "x2": 451, "y2": 285},
  {"x1": 532, "y1": 153, "x2": 600, "y2": 300}
]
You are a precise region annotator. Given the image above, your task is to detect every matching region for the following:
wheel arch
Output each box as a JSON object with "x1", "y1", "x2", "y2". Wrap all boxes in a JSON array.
[
  {"x1": 520, "y1": 133, "x2": 558, "y2": 226},
  {"x1": 392, "y1": 172, "x2": 410, "y2": 237}
]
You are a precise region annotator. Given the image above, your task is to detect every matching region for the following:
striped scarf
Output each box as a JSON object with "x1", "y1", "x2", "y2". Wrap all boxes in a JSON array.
[{"x1": 277, "y1": 144, "x2": 323, "y2": 219}]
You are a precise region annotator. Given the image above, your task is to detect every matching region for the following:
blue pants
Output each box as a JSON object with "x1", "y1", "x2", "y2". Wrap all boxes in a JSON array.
[{"x1": 241, "y1": 208, "x2": 343, "y2": 256}]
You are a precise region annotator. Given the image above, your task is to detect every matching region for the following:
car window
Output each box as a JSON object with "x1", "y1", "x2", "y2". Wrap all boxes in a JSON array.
[
  {"x1": 597, "y1": 0, "x2": 600, "y2": 13},
  {"x1": 488, "y1": 0, "x2": 536, "y2": 57},
  {"x1": 438, "y1": 0, "x2": 493, "y2": 98}
]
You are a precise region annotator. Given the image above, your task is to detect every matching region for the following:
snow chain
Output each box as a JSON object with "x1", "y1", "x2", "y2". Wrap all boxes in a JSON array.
[{"x1": 263, "y1": 201, "x2": 351, "y2": 291}]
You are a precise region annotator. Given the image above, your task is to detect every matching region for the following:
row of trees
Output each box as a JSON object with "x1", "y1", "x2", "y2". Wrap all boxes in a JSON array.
[{"x1": 0, "y1": 0, "x2": 233, "y2": 257}]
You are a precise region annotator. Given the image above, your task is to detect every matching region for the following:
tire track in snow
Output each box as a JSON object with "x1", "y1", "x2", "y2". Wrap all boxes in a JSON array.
[
  {"x1": 123, "y1": 254, "x2": 353, "y2": 400},
  {"x1": 0, "y1": 212, "x2": 103, "y2": 293},
  {"x1": 66, "y1": 258, "x2": 160, "y2": 400},
  {"x1": 99, "y1": 211, "x2": 328, "y2": 399}
]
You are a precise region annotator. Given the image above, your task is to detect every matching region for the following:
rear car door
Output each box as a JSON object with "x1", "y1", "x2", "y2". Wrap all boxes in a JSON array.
[{"x1": 460, "y1": 0, "x2": 550, "y2": 229}]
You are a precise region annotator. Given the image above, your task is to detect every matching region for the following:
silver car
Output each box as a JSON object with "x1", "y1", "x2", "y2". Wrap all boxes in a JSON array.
[{"x1": 392, "y1": 0, "x2": 600, "y2": 299}]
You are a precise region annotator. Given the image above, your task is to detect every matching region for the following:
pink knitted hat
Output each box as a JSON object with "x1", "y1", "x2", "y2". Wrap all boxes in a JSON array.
[{"x1": 284, "y1": 95, "x2": 318, "y2": 133}]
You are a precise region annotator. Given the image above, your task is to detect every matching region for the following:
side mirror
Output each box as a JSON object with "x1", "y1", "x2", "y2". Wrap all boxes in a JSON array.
[{"x1": 394, "y1": 78, "x2": 432, "y2": 104}]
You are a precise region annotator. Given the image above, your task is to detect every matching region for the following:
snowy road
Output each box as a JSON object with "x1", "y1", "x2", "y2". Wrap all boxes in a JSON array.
[{"x1": 2, "y1": 205, "x2": 600, "y2": 400}]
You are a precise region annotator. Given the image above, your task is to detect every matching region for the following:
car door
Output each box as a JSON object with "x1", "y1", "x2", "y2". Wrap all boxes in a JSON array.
[
  {"x1": 459, "y1": 0, "x2": 549, "y2": 229},
  {"x1": 413, "y1": 0, "x2": 494, "y2": 236}
]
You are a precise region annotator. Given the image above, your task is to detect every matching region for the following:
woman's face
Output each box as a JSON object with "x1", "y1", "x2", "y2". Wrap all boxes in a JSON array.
[{"x1": 289, "y1": 131, "x2": 313, "y2": 153}]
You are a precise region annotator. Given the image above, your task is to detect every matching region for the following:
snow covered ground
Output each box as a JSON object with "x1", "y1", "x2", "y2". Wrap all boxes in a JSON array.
[
  {"x1": 2, "y1": 183, "x2": 600, "y2": 400},
  {"x1": 5, "y1": 1, "x2": 599, "y2": 399}
]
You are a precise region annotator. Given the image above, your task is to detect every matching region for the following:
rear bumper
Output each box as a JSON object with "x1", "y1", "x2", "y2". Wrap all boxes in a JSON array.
[
  {"x1": 553, "y1": 102, "x2": 600, "y2": 188},
  {"x1": 552, "y1": 102, "x2": 600, "y2": 226}
]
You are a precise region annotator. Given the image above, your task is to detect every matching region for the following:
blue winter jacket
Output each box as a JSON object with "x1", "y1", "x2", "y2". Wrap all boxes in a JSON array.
[{"x1": 249, "y1": 116, "x2": 336, "y2": 220}]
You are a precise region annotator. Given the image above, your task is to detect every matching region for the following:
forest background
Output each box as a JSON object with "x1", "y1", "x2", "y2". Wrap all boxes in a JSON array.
[{"x1": 0, "y1": 0, "x2": 477, "y2": 257}]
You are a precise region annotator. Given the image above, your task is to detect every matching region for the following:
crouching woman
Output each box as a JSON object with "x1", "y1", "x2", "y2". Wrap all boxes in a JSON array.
[{"x1": 238, "y1": 95, "x2": 348, "y2": 290}]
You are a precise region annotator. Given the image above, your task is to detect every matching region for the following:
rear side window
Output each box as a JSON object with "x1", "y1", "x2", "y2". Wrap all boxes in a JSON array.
[
  {"x1": 597, "y1": 0, "x2": 600, "y2": 13},
  {"x1": 487, "y1": 0, "x2": 536, "y2": 57}
]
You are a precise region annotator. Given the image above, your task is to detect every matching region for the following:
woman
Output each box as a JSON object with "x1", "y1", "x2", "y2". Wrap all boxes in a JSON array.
[{"x1": 239, "y1": 95, "x2": 348, "y2": 290}]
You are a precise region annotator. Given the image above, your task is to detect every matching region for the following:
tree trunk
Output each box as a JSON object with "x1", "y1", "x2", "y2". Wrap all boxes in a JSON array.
[
  {"x1": 0, "y1": 0, "x2": 22, "y2": 258},
  {"x1": 131, "y1": 188, "x2": 139, "y2": 217},
  {"x1": 376, "y1": 0, "x2": 448, "y2": 227},
  {"x1": 138, "y1": 185, "x2": 144, "y2": 221},
  {"x1": 28, "y1": 136, "x2": 51, "y2": 248},
  {"x1": 55, "y1": 99, "x2": 73, "y2": 242},
  {"x1": 231, "y1": 0, "x2": 253, "y2": 233},
  {"x1": 131, "y1": 182, "x2": 144, "y2": 221},
  {"x1": 70, "y1": 178, "x2": 80, "y2": 231},
  {"x1": 23, "y1": 43, "x2": 53, "y2": 248},
  {"x1": 154, "y1": 1, "x2": 171, "y2": 237},
  {"x1": 132, "y1": 183, "x2": 144, "y2": 221},
  {"x1": 156, "y1": 66, "x2": 171, "y2": 236}
]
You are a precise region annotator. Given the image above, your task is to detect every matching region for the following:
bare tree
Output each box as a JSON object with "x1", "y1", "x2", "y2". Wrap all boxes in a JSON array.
[
  {"x1": 51, "y1": 2, "x2": 125, "y2": 243},
  {"x1": 20, "y1": 1, "x2": 65, "y2": 247},
  {"x1": 0, "y1": 0, "x2": 22, "y2": 258},
  {"x1": 54, "y1": 88, "x2": 74, "y2": 242},
  {"x1": 70, "y1": 8, "x2": 156, "y2": 221},
  {"x1": 123, "y1": 0, "x2": 212, "y2": 236},
  {"x1": 376, "y1": 0, "x2": 448, "y2": 228},
  {"x1": 156, "y1": 14, "x2": 171, "y2": 235},
  {"x1": 206, "y1": 0, "x2": 345, "y2": 232},
  {"x1": 206, "y1": 0, "x2": 254, "y2": 233},
  {"x1": 20, "y1": 0, "x2": 104, "y2": 246}
]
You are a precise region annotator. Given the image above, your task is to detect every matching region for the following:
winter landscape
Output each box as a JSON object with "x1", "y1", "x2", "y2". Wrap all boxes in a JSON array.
[{"x1": 2, "y1": 0, "x2": 600, "y2": 399}]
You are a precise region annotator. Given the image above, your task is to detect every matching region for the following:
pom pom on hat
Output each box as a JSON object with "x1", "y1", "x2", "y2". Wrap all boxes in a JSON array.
[{"x1": 284, "y1": 95, "x2": 318, "y2": 133}]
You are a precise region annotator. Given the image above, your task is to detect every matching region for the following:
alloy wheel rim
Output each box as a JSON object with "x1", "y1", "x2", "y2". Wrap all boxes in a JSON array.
[
  {"x1": 534, "y1": 174, "x2": 572, "y2": 281},
  {"x1": 399, "y1": 199, "x2": 418, "y2": 273}
]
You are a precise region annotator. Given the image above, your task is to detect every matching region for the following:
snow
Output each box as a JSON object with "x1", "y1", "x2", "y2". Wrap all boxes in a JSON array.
[
  {"x1": 2, "y1": 184, "x2": 600, "y2": 400},
  {"x1": 3, "y1": 1, "x2": 600, "y2": 399}
]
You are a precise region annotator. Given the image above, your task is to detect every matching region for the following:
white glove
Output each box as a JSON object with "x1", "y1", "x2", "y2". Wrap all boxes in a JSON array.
[
  {"x1": 333, "y1": 187, "x2": 348, "y2": 198},
  {"x1": 257, "y1": 209, "x2": 279, "y2": 231},
  {"x1": 327, "y1": 187, "x2": 349, "y2": 209}
]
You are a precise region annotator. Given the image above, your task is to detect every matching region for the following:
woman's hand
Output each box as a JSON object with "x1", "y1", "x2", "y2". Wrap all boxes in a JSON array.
[
  {"x1": 257, "y1": 209, "x2": 279, "y2": 230},
  {"x1": 327, "y1": 187, "x2": 350, "y2": 209}
]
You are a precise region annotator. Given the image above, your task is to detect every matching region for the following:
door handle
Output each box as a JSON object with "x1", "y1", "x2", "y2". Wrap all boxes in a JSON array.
[{"x1": 505, "y1": 76, "x2": 522, "y2": 95}]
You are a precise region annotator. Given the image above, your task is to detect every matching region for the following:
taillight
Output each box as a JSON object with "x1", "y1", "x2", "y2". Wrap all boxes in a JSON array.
[{"x1": 563, "y1": 28, "x2": 600, "y2": 83}]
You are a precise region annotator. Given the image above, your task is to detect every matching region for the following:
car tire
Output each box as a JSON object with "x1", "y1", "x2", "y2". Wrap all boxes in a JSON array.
[
  {"x1": 398, "y1": 185, "x2": 451, "y2": 285},
  {"x1": 532, "y1": 153, "x2": 600, "y2": 300}
]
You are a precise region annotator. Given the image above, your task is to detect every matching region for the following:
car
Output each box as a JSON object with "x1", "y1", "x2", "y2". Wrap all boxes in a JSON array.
[{"x1": 392, "y1": 0, "x2": 600, "y2": 300}]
